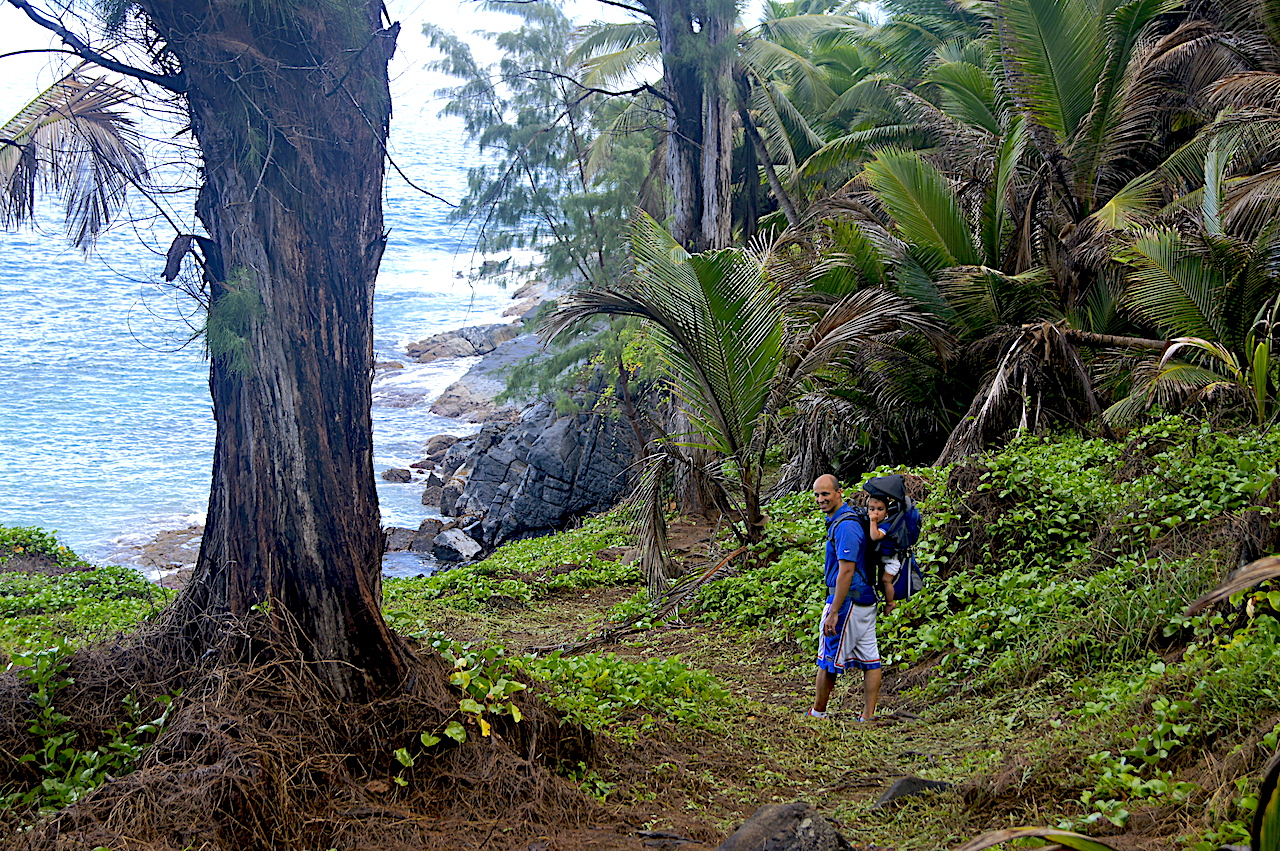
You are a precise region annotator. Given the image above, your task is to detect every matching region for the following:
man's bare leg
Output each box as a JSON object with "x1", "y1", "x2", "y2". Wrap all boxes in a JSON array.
[
  {"x1": 861, "y1": 667, "x2": 882, "y2": 720},
  {"x1": 812, "y1": 668, "x2": 837, "y2": 714}
]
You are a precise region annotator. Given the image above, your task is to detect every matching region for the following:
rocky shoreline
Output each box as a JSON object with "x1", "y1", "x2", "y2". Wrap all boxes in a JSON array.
[{"x1": 118, "y1": 279, "x2": 638, "y2": 582}]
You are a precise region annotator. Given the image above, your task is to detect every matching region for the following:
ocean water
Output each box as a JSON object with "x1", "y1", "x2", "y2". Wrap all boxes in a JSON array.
[{"x1": 0, "y1": 19, "x2": 534, "y2": 573}]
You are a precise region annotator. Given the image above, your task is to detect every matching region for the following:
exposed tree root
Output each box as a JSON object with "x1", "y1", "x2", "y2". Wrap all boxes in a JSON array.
[{"x1": 0, "y1": 618, "x2": 604, "y2": 851}]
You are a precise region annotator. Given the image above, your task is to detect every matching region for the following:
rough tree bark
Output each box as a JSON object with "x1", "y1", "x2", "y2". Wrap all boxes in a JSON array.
[
  {"x1": 641, "y1": 0, "x2": 738, "y2": 252},
  {"x1": 14, "y1": 0, "x2": 418, "y2": 701}
]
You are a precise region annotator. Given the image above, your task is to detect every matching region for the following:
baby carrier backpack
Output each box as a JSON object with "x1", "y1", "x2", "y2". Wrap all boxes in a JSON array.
[{"x1": 862, "y1": 474, "x2": 924, "y2": 601}]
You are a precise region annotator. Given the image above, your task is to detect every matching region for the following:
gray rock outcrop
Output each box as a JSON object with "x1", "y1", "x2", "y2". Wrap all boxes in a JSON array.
[
  {"x1": 428, "y1": 332, "x2": 543, "y2": 422},
  {"x1": 433, "y1": 528, "x2": 484, "y2": 562},
  {"x1": 406, "y1": 323, "x2": 519, "y2": 364},
  {"x1": 440, "y1": 398, "x2": 636, "y2": 547}
]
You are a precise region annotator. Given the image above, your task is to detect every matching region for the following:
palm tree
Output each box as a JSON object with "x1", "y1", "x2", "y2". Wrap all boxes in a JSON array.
[
  {"x1": 543, "y1": 211, "x2": 944, "y2": 591},
  {"x1": 0, "y1": 70, "x2": 147, "y2": 248},
  {"x1": 793, "y1": 0, "x2": 1278, "y2": 459},
  {"x1": 1107, "y1": 225, "x2": 1280, "y2": 424}
]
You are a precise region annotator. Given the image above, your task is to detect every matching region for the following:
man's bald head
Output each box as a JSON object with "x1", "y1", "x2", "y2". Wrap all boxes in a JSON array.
[{"x1": 812, "y1": 474, "x2": 842, "y2": 516}]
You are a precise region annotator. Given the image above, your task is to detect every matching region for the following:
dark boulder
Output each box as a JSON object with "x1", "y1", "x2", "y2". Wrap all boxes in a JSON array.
[
  {"x1": 380, "y1": 467, "x2": 412, "y2": 483},
  {"x1": 410, "y1": 518, "x2": 444, "y2": 552},
  {"x1": 424, "y1": 434, "x2": 459, "y2": 458},
  {"x1": 716, "y1": 802, "x2": 851, "y2": 851},
  {"x1": 384, "y1": 527, "x2": 416, "y2": 551}
]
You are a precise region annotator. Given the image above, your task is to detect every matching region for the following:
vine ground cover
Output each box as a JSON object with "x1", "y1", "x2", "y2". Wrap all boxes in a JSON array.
[{"x1": 2, "y1": 416, "x2": 1279, "y2": 850}]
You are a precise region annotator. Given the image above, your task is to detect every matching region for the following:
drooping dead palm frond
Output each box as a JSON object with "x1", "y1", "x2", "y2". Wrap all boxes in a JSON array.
[
  {"x1": 936, "y1": 321, "x2": 1112, "y2": 464},
  {"x1": 627, "y1": 448, "x2": 674, "y2": 598},
  {"x1": 0, "y1": 71, "x2": 147, "y2": 248}
]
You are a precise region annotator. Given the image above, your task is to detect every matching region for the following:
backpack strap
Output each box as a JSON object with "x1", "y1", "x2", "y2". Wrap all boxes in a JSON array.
[{"x1": 828, "y1": 510, "x2": 881, "y2": 601}]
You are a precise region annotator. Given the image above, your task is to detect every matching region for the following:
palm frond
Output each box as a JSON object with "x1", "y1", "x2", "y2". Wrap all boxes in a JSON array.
[
  {"x1": 980, "y1": 114, "x2": 1028, "y2": 265},
  {"x1": 0, "y1": 72, "x2": 147, "y2": 248},
  {"x1": 749, "y1": 12, "x2": 868, "y2": 47},
  {"x1": 924, "y1": 59, "x2": 1005, "y2": 136},
  {"x1": 799, "y1": 124, "x2": 926, "y2": 178},
  {"x1": 1186, "y1": 555, "x2": 1280, "y2": 614},
  {"x1": 821, "y1": 75, "x2": 909, "y2": 125},
  {"x1": 543, "y1": 212, "x2": 786, "y2": 460},
  {"x1": 741, "y1": 38, "x2": 838, "y2": 112},
  {"x1": 1071, "y1": 0, "x2": 1182, "y2": 197},
  {"x1": 861, "y1": 147, "x2": 981, "y2": 268},
  {"x1": 937, "y1": 265, "x2": 1057, "y2": 336},
  {"x1": 1222, "y1": 165, "x2": 1280, "y2": 237},
  {"x1": 569, "y1": 20, "x2": 657, "y2": 69},
  {"x1": 1116, "y1": 228, "x2": 1228, "y2": 340},
  {"x1": 1087, "y1": 170, "x2": 1162, "y2": 230},
  {"x1": 626, "y1": 450, "x2": 674, "y2": 596},
  {"x1": 936, "y1": 321, "x2": 1107, "y2": 463},
  {"x1": 805, "y1": 218, "x2": 895, "y2": 294},
  {"x1": 752, "y1": 78, "x2": 828, "y2": 168},
  {"x1": 1209, "y1": 71, "x2": 1280, "y2": 108},
  {"x1": 998, "y1": 0, "x2": 1106, "y2": 145}
]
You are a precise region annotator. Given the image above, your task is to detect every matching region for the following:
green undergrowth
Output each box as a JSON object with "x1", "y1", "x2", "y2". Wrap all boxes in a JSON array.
[
  {"x1": 2, "y1": 641, "x2": 177, "y2": 819},
  {"x1": 413, "y1": 632, "x2": 732, "y2": 744},
  {"x1": 514, "y1": 650, "x2": 732, "y2": 740},
  {"x1": 382, "y1": 511, "x2": 635, "y2": 621},
  {"x1": 5, "y1": 415, "x2": 1280, "y2": 848},
  {"x1": 873, "y1": 418, "x2": 1280, "y2": 842},
  {"x1": 1, "y1": 526, "x2": 90, "y2": 573},
  {"x1": 0, "y1": 528, "x2": 172, "y2": 660},
  {"x1": 627, "y1": 416, "x2": 1280, "y2": 845}
]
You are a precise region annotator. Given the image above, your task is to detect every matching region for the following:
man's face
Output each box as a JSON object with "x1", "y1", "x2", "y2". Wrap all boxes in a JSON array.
[{"x1": 813, "y1": 477, "x2": 842, "y2": 516}]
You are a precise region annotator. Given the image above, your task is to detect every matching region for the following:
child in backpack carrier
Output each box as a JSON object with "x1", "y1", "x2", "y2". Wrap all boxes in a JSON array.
[
  {"x1": 863, "y1": 479, "x2": 923, "y2": 601},
  {"x1": 865, "y1": 496, "x2": 903, "y2": 598}
]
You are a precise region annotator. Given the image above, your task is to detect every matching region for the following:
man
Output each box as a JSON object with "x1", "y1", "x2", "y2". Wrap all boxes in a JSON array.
[{"x1": 808, "y1": 474, "x2": 896, "y2": 721}]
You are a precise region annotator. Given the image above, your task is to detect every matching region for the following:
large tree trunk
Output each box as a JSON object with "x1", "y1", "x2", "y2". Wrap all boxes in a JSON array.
[
  {"x1": 140, "y1": 0, "x2": 411, "y2": 701},
  {"x1": 645, "y1": 0, "x2": 737, "y2": 252},
  {"x1": 699, "y1": 0, "x2": 735, "y2": 251},
  {"x1": 649, "y1": 0, "x2": 704, "y2": 250}
]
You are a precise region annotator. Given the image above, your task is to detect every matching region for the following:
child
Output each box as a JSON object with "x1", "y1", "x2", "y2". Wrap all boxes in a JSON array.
[
  {"x1": 865, "y1": 481, "x2": 923, "y2": 600},
  {"x1": 865, "y1": 495, "x2": 903, "y2": 602}
]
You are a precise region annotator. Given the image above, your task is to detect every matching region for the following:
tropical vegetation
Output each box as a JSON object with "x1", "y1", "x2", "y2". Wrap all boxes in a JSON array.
[
  {"x1": 3, "y1": 418, "x2": 1279, "y2": 850},
  {"x1": 428, "y1": 0, "x2": 1280, "y2": 547},
  {"x1": 5, "y1": 0, "x2": 1280, "y2": 846}
]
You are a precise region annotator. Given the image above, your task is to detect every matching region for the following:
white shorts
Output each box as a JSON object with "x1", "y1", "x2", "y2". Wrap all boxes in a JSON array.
[{"x1": 817, "y1": 597, "x2": 881, "y2": 673}]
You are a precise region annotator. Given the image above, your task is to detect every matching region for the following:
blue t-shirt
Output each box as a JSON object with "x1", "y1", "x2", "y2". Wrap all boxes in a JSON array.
[{"x1": 825, "y1": 504, "x2": 875, "y2": 605}]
